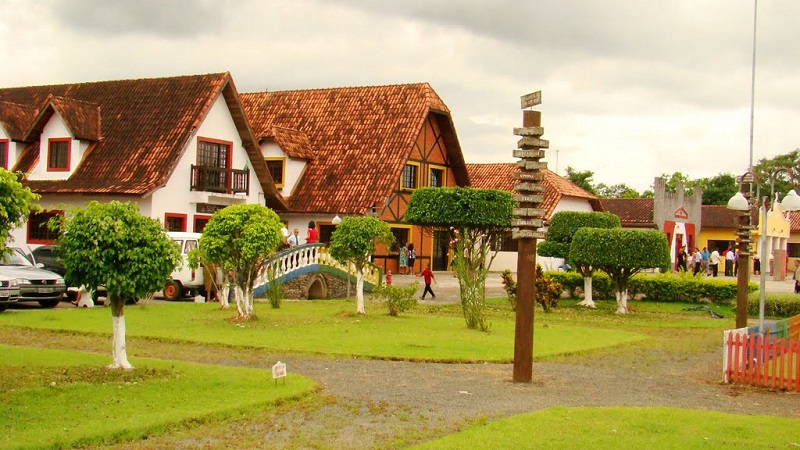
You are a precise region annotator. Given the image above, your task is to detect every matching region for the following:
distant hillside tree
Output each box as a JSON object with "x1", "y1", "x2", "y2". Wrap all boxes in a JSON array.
[{"x1": 564, "y1": 166, "x2": 597, "y2": 195}]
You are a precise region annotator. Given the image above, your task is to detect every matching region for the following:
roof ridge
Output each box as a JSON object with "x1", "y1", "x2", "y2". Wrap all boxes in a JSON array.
[
  {"x1": 247, "y1": 82, "x2": 432, "y2": 95},
  {"x1": 5, "y1": 72, "x2": 229, "y2": 90}
]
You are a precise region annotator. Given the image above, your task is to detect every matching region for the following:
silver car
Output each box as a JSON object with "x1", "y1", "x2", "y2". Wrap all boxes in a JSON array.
[
  {"x1": 0, "y1": 249, "x2": 66, "y2": 308},
  {"x1": 0, "y1": 273, "x2": 20, "y2": 312}
]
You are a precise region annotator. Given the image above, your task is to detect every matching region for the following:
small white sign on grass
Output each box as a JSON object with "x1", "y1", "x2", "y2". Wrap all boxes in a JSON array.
[{"x1": 271, "y1": 361, "x2": 287, "y2": 385}]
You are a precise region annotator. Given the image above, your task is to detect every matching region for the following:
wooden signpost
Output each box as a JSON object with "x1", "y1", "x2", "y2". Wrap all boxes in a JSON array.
[{"x1": 512, "y1": 90, "x2": 546, "y2": 383}]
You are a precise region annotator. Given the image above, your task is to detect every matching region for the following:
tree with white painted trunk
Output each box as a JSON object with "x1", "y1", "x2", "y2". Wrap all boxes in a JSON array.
[
  {"x1": 328, "y1": 216, "x2": 394, "y2": 315},
  {"x1": 58, "y1": 201, "x2": 181, "y2": 369},
  {"x1": 537, "y1": 211, "x2": 620, "y2": 309},
  {"x1": 195, "y1": 204, "x2": 284, "y2": 321},
  {"x1": 569, "y1": 228, "x2": 670, "y2": 314}
]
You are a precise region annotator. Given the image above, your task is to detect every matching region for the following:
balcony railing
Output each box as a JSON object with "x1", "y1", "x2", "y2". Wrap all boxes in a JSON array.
[{"x1": 191, "y1": 165, "x2": 249, "y2": 195}]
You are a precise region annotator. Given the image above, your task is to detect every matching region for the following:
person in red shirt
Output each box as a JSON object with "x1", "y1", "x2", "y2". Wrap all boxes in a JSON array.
[
  {"x1": 419, "y1": 264, "x2": 436, "y2": 300},
  {"x1": 306, "y1": 221, "x2": 318, "y2": 244}
]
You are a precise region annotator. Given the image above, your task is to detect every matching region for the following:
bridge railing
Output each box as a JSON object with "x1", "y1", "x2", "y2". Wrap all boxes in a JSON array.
[{"x1": 253, "y1": 243, "x2": 383, "y2": 288}]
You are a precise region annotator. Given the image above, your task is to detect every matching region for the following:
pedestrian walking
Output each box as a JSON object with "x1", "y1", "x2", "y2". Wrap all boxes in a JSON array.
[{"x1": 419, "y1": 264, "x2": 436, "y2": 300}]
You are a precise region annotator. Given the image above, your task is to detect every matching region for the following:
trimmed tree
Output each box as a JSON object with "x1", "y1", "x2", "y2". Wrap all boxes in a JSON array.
[
  {"x1": 405, "y1": 187, "x2": 513, "y2": 331},
  {"x1": 0, "y1": 169, "x2": 39, "y2": 255},
  {"x1": 569, "y1": 228, "x2": 670, "y2": 314},
  {"x1": 537, "y1": 211, "x2": 620, "y2": 308},
  {"x1": 58, "y1": 201, "x2": 181, "y2": 369},
  {"x1": 328, "y1": 216, "x2": 394, "y2": 315},
  {"x1": 196, "y1": 204, "x2": 283, "y2": 320}
]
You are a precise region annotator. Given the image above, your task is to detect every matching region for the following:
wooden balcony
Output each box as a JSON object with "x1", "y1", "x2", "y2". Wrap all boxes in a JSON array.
[{"x1": 190, "y1": 165, "x2": 249, "y2": 195}]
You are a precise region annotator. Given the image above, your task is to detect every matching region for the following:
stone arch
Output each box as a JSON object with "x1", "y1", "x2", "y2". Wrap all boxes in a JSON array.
[{"x1": 305, "y1": 274, "x2": 328, "y2": 300}]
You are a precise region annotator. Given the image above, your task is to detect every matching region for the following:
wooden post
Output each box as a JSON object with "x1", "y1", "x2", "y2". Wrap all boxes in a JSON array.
[{"x1": 512, "y1": 92, "x2": 547, "y2": 382}]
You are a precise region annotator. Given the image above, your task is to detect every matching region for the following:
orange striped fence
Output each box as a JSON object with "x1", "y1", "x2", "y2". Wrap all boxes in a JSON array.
[{"x1": 724, "y1": 331, "x2": 800, "y2": 391}]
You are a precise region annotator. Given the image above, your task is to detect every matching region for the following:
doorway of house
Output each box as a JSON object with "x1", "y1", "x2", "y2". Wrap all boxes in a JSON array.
[{"x1": 432, "y1": 230, "x2": 449, "y2": 271}]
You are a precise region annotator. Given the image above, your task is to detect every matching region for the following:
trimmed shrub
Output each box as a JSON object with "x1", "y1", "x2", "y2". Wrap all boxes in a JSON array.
[
  {"x1": 501, "y1": 268, "x2": 562, "y2": 312},
  {"x1": 747, "y1": 292, "x2": 800, "y2": 318}
]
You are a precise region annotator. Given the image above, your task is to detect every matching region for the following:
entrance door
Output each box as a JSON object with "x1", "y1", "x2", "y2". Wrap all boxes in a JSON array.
[{"x1": 432, "y1": 230, "x2": 449, "y2": 271}]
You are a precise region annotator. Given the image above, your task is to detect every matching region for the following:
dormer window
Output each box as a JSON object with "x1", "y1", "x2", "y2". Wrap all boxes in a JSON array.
[
  {"x1": 47, "y1": 138, "x2": 71, "y2": 172},
  {"x1": 0, "y1": 139, "x2": 7, "y2": 170},
  {"x1": 265, "y1": 157, "x2": 285, "y2": 188}
]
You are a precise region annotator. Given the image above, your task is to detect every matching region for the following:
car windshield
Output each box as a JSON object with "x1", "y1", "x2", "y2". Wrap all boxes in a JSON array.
[{"x1": 1, "y1": 250, "x2": 35, "y2": 267}]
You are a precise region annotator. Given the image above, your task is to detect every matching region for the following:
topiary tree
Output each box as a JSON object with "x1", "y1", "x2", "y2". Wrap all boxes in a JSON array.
[
  {"x1": 405, "y1": 187, "x2": 514, "y2": 331},
  {"x1": 0, "y1": 169, "x2": 39, "y2": 256},
  {"x1": 195, "y1": 204, "x2": 283, "y2": 320},
  {"x1": 58, "y1": 201, "x2": 181, "y2": 369},
  {"x1": 569, "y1": 228, "x2": 670, "y2": 314},
  {"x1": 538, "y1": 211, "x2": 620, "y2": 308},
  {"x1": 329, "y1": 216, "x2": 394, "y2": 315}
]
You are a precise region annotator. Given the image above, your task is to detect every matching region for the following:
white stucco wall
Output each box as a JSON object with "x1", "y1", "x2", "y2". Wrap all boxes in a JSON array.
[
  {"x1": 261, "y1": 141, "x2": 307, "y2": 197},
  {"x1": 10, "y1": 194, "x2": 153, "y2": 249},
  {"x1": 25, "y1": 112, "x2": 82, "y2": 181},
  {"x1": 150, "y1": 93, "x2": 265, "y2": 230}
]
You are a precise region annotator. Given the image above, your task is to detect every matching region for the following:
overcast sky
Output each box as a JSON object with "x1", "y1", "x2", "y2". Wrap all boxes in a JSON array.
[{"x1": 2, "y1": 0, "x2": 797, "y2": 192}]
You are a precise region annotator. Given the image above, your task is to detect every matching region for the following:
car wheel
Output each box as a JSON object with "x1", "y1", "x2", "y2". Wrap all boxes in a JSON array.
[
  {"x1": 126, "y1": 297, "x2": 139, "y2": 305},
  {"x1": 163, "y1": 280, "x2": 183, "y2": 301},
  {"x1": 39, "y1": 299, "x2": 60, "y2": 308},
  {"x1": 0, "y1": 304, "x2": 7, "y2": 312}
]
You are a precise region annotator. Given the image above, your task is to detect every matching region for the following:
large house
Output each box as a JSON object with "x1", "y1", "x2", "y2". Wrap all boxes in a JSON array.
[
  {"x1": 240, "y1": 84, "x2": 469, "y2": 274},
  {"x1": 466, "y1": 163, "x2": 601, "y2": 272},
  {"x1": 1, "y1": 74, "x2": 471, "y2": 275},
  {"x1": 0, "y1": 73, "x2": 285, "y2": 246}
]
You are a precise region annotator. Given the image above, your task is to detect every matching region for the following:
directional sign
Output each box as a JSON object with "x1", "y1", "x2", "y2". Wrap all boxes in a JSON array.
[
  {"x1": 513, "y1": 126, "x2": 544, "y2": 137},
  {"x1": 513, "y1": 194, "x2": 544, "y2": 204},
  {"x1": 517, "y1": 137, "x2": 549, "y2": 149},
  {"x1": 513, "y1": 229, "x2": 546, "y2": 240},
  {"x1": 514, "y1": 182, "x2": 546, "y2": 193},
  {"x1": 520, "y1": 91, "x2": 542, "y2": 109},
  {"x1": 513, "y1": 149, "x2": 546, "y2": 159},
  {"x1": 512, "y1": 218, "x2": 544, "y2": 228},
  {"x1": 513, "y1": 172, "x2": 545, "y2": 182},
  {"x1": 516, "y1": 160, "x2": 548, "y2": 170},
  {"x1": 514, "y1": 208, "x2": 546, "y2": 217}
]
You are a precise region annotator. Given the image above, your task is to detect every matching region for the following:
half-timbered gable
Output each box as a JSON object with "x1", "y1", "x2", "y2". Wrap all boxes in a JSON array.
[{"x1": 241, "y1": 83, "x2": 469, "y2": 273}]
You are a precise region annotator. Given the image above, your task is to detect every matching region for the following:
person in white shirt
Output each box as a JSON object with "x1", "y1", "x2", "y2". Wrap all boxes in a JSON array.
[
  {"x1": 709, "y1": 249, "x2": 720, "y2": 277},
  {"x1": 287, "y1": 229, "x2": 300, "y2": 247}
]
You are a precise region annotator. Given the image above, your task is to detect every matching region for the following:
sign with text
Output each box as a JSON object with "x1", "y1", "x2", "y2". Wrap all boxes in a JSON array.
[
  {"x1": 272, "y1": 361, "x2": 287, "y2": 383},
  {"x1": 520, "y1": 91, "x2": 542, "y2": 109}
]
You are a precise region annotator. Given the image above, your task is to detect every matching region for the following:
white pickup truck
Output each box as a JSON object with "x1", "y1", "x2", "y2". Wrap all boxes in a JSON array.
[{"x1": 164, "y1": 232, "x2": 205, "y2": 301}]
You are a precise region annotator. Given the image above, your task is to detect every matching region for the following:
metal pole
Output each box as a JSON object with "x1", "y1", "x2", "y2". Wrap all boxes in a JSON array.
[{"x1": 748, "y1": 0, "x2": 758, "y2": 171}]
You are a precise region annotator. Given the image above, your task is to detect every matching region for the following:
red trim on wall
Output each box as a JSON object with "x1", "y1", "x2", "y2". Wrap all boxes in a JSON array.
[
  {"x1": 0, "y1": 139, "x2": 8, "y2": 170},
  {"x1": 46, "y1": 138, "x2": 71, "y2": 172},
  {"x1": 193, "y1": 214, "x2": 212, "y2": 233},
  {"x1": 164, "y1": 213, "x2": 188, "y2": 232},
  {"x1": 27, "y1": 209, "x2": 64, "y2": 245}
]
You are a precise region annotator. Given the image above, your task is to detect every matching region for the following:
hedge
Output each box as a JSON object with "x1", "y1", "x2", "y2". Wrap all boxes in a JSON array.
[
  {"x1": 546, "y1": 271, "x2": 757, "y2": 304},
  {"x1": 747, "y1": 292, "x2": 800, "y2": 318}
]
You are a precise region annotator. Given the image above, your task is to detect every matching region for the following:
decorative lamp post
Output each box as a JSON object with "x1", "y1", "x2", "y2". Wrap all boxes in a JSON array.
[{"x1": 726, "y1": 173, "x2": 756, "y2": 329}]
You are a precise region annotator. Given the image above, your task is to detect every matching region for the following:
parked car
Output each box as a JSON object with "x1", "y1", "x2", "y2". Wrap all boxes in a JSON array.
[
  {"x1": 0, "y1": 248, "x2": 66, "y2": 308},
  {"x1": 0, "y1": 273, "x2": 20, "y2": 312},
  {"x1": 30, "y1": 244, "x2": 65, "y2": 276},
  {"x1": 164, "y1": 232, "x2": 205, "y2": 301}
]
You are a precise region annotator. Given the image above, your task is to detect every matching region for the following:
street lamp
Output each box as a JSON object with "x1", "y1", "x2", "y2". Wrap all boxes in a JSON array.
[{"x1": 727, "y1": 173, "x2": 756, "y2": 329}]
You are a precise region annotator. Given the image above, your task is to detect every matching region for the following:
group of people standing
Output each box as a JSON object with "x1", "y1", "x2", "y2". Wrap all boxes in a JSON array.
[
  {"x1": 677, "y1": 245, "x2": 739, "y2": 277},
  {"x1": 280, "y1": 220, "x2": 317, "y2": 249}
]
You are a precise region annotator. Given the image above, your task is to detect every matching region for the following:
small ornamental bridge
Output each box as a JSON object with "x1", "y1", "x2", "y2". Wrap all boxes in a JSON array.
[{"x1": 252, "y1": 243, "x2": 384, "y2": 299}]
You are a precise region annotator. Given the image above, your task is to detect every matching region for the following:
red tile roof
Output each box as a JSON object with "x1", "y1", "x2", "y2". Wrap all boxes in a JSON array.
[
  {"x1": 599, "y1": 198, "x2": 656, "y2": 227},
  {"x1": 0, "y1": 101, "x2": 38, "y2": 140},
  {"x1": 791, "y1": 211, "x2": 800, "y2": 232},
  {"x1": 266, "y1": 126, "x2": 314, "y2": 160},
  {"x1": 701, "y1": 205, "x2": 742, "y2": 229},
  {"x1": 466, "y1": 163, "x2": 600, "y2": 220},
  {"x1": 241, "y1": 83, "x2": 467, "y2": 214},
  {"x1": 0, "y1": 73, "x2": 284, "y2": 209}
]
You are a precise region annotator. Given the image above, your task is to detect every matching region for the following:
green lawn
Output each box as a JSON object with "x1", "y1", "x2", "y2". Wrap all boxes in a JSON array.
[
  {"x1": 412, "y1": 406, "x2": 800, "y2": 449},
  {"x1": 0, "y1": 299, "x2": 658, "y2": 362},
  {"x1": 0, "y1": 345, "x2": 317, "y2": 450}
]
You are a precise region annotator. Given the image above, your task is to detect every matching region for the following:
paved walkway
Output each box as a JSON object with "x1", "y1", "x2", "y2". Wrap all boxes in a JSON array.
[{"x1": 387, "y1": 270, "x2": 796, "y2": 304}]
